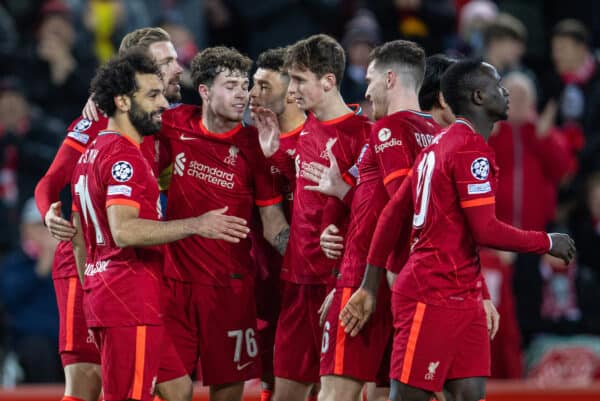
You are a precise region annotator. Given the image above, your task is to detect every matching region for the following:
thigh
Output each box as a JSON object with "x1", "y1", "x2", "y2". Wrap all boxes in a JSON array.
[
  {"x1": 444, "y1": 377, "x2": 486, "y2": 401},
  {"x1": 94, "y1": 325, "x2": 162, "y2": 401},
  {"x1": 447, "y1": 306, "x2": 491, "y2": 381},
  {"x1": 195, "y1": 282, "x2": 260, "y2": 386}
]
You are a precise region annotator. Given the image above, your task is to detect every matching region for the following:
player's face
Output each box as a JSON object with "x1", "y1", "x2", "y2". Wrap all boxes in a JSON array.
[
  {"x1": 148, "y1": 41, "x2": 183, "y2": 103},
  {"x1": 287, "y1": 67, "x2": 325, "y2": 111},
  {"x1": 206, "y1": 69, "x2": 249, "y2": 122},
  {"x1": 365, "y1": 61, "x2": 388, "y2": 120},
  {"x1": 129, "y1": 73, "x2": 168, "y2": 136},
  {"x1": 249, "y1": 68, "x2": 288, "y2": 118},
  {"x1": 481, "y1": 63, "x2": 509, "y2": 121}
]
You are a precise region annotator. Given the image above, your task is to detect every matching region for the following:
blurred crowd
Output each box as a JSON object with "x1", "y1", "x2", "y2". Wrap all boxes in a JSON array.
[{"x1": 0, "y1": 0, "x2": 599, "y2": 386}]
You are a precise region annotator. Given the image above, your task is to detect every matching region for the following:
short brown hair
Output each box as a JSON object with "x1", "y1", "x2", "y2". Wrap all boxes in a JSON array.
[
  {"x1": 257, "y1": 47, "x2": 287, "y2": 74},
  {"x1": 119, "y1": 27, "x2": 171, "y2": 54},
  {"x1": 483, "y1": 13, "x2": 527, "y2": 45},
  {"x1": 284, "y1": 34, "x2": 346, "y2": 87},
  {"x1": 190, "y1": 46, "x2": 252, "y2": 89},
  {"x1": 369, "y1": 40, "x2": 426, "y2": 91},
  {"x1": 553, "y1": 19, "x2": 590, "y2": 46}
]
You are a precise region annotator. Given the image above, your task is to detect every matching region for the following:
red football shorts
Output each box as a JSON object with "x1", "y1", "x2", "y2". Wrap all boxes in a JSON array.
[
  {"x1": 274, "y1": 281, "x2": 327, "y2": 383},
  {"x1": 319, "y1": 285, "x2": 393, "y2": 384},
  {"x1": 163, "y1": 277, "x2": 261, "y2": 385},
  {"x1": 390, "y1": 292, "x2": 490, "y2": 392},
  {"x1": 255, "y1": 270, "x2": 280, "y2": 379},
  {"x1": 91, "y1": 325, "x2": 162, "y2": 401},
  {"x1": 53, "y1": 277, "x2": 100, "y2": 366}
]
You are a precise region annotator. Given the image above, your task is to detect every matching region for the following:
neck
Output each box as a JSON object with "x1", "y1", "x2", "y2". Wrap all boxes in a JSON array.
[
  {"x1": 387, "y1": 90, "x2": 421, "y2": 115},
  {"x1": 108, "y1": 114, "x2": 142, "y2": 144},
  {"x1": 202, "y1": 108, "x2": 240, "y2": 133},
  {"x1": 278, "y1": 104, "x2": 306, "y2": 133},
  {"x1": 311, "y1": 90, "x2": 351, "y2": 121},
  {"x1": 458, "y1": 111, "x2": 495, "y2": 140},
  {"x1": 428, "y1": 107, "x2": 451, "y2": 128}
]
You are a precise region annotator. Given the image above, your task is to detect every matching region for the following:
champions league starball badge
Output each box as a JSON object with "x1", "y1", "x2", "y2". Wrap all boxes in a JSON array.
[
  {"x1": 111, "y1": 161, "x2": 134, "y2": 182},
  {"x1": 471, "y1": 157, "x2": 489, "y2": 180}
]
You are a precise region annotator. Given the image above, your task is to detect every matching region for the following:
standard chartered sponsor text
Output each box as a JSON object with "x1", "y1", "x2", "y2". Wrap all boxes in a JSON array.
[{"x1": 187, "y1": 160, "x2": 235, "y2": 189}]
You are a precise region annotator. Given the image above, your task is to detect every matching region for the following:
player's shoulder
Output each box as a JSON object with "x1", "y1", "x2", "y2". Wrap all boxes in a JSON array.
[
  {"x1": 66, "y1": 115, "x2": 108, "y2": 146},
  {"x1": 162, "y1": 103, "x2": 202, "y2": 128}
]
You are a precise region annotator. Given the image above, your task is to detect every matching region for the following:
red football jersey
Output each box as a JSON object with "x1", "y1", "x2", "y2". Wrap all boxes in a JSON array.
[
  {"x1": 38, "y1": 115, "x2": 158, "y2": 280},
  {"x1": 394, "y1": 119, "x2": 504, "y2": 308},
  {"x1": 336, "y1": 111, "x2": 440, "y2": 288},
  {"x1": 281, "y1": 110, "x2": 371, "y2": 285},
  {"x1": 71, "y1": 131, "x2": 163, "y2": 327},
  {"x1": 159, "y1": 105, "x2": 282, "y2": 285}
]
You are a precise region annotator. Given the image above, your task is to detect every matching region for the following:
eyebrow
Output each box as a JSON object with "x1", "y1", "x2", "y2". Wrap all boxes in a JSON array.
[{"x1": 146, "y1": 88, "x2": 163, "y2": 96}]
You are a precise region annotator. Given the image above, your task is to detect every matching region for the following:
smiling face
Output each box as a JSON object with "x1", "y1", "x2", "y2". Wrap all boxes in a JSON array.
[
  {"x1": 249, "y1": 67, "x2": 288, "y2": 117},
  {"x1": 202, "y1": 68, "x2": 249, "y2": 123},
  {"x1": 128, "y1": 73, "x2": 168, "y2": 136},
  {"x1": 147, "y1": 41, "x2": 183, "y2": 103}
]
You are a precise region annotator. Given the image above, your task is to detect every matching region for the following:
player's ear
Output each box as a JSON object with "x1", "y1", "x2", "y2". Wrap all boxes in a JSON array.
[
  {"x1": 115, "y1": 94, "x2": 131, "y2": 112},
  {"x1": 198, "y1": 84, "x2": 210, "y2": 103},
  {"x1": 472, "y1": 88, "x2": 484, "y2": 106},
  {"x1": 321, "y1": 73, "x2": 336, "y2": 92},
  {"x1": 386, "y1": 70, "x2": 396, "y2": 89}
]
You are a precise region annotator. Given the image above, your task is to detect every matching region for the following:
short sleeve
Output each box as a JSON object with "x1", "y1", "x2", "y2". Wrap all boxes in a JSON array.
[
  {"x1": 63, "y1": 116, "x2": 106, "y2": 153},
  {"x1": 102, "y1": 150, "x2": 153, "y2": 210},
  {"x1": 452, "y1": 138, "x2": 498, "y2": 209},
  {"x1": 371, "y1": 121, "x2": 416, "y2": 193},
  {"x1": 254, "y1": 149, "x2": 284, "y2": 207}
]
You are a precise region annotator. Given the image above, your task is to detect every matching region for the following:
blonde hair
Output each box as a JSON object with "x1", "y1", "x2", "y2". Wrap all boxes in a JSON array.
[{"x1": 118, "y1": 27, "x2": 171, "y2": 55}]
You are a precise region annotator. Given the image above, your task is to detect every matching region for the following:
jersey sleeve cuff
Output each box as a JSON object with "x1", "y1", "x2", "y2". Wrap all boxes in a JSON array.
[
  {"x1": 105, "y1": 199, "x2": 140, "y2": 209},
  {"x1": 255, "y1": 195, "x2": 283, "y2": 207}
]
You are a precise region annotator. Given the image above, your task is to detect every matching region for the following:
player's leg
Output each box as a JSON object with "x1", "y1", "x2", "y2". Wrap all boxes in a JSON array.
[
  {"x1": 271, "y1": 377, "x2": 312, "y2": 401},
  {"x1": 444, "y1": 377, "x2": 486, "y2": 401},
  {"x1": 364, "y1": 383, "x2": 389, "y2": 401},
  {"x1": 209, "y1": 382, "x2": 244, "y2": 401},
  {"x1": 156, "y1": 375, "x2": 193, "y2": 401},
  {"x1": 318, "y1": 376, "x2": 363, "y2": 401},
  {"x1": 63, "y1": 363, "x2": 102, "y2": 401},
  {"x1": 389, "y1": 379, "x2": 432, "y2": 401},
  {"x1": 272, "y1": 282, "x2": 326, "y2": 401},
  {"x1": 54, "y1": 277, "x2": 102, "y2": 401}
]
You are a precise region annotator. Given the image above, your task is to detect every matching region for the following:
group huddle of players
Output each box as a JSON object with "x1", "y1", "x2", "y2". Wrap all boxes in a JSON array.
[{"x1": 34, "y1": 26, "x2": 576, "y2": 401}]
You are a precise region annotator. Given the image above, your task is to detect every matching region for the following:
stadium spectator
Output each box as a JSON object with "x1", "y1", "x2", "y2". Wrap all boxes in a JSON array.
[
  {"x1": 482, "y1": 13, "x2": 529, "y2": 77},
  {"x1": 0, "y1": 77, "x2": 63, "y2": 253},
  {"x1": 0, "y1": 198, "x2": 61, "y2": 383},
  {"x1": 14, "y1": 3, "x2": 96, "y2": 125},
  {"x1": 545, "y1": 19, "x2": 600, "y2": 190}
]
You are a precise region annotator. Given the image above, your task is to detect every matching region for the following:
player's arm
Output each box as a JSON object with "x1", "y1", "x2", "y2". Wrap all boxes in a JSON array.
[
  {"x1": 340, "y1": 175, "x2": 414, "y2": 337},
  {"x1": 107, "y1": 204, "x2": 250, "y2": 247},
  {"x1": 259, "y1": 203, "x2": 290, "y2": 255},
  {"x1": 71, "y1": 211, "x2": 86, "y2": 285},
  {"x1": 34, "y1": 141, "x2": 82, "y2": 240}
]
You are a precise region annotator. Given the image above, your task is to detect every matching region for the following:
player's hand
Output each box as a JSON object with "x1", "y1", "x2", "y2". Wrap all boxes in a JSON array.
[
  {"x1": 318, "y1": 289, "x2": 336, "y2": 326},
  {"x1": 483, "y1": 299, "x2": 500, "y2": 340},
  {"x1": 339, "y1": 287, "x2": 376, "y2": 337},
  {"x1": 253, "y1": 106, "x2": 281, "y2": 158},
  {"x1": 82, "y1": 94, "x2": 103, "y2": 121},
  {"x1": 192, "y1": 206, "x2": 250, "y2": 243},
  {"x1": 548, "y1": 233, "x2": 576, "y2": 265},
  {"x1": 320, "y1": 224, "x2": 344, "y2": 259},
  {"x1": 304, "y1": 139, "x2": 351, "y2": 200},
  {"x1": 45, "y1": 201, "x2": 76, "y2": 241}
]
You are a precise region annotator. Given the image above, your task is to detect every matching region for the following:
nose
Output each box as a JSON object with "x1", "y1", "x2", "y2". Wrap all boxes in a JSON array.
[
  {"x1": 501, "y1": 86, "x2": 509, "y2": 97},
  {"x1": 158, "y1": 93, "x2": 169, "y2": 109},
  {"x1": 173, "y1": 61, "x2": 183, "y2": 75},
  {"x1": 249, "y1": 84, "x2": 258, "y2": 99}
]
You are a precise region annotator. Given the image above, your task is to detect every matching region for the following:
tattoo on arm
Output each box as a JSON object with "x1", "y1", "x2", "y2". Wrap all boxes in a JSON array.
[{"x1": 273, "y1": 226, "x2": 290, "y2": 255}]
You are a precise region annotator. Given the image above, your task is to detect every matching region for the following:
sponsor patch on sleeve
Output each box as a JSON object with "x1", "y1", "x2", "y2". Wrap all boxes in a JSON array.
[
  {"x1": 107, "y1": 185, "x2": 132, "y2": 197},
  {"x1": 467, "y1": 181, "x2": 492, "y2": 195},
  {"x1": 67, "y1": 131, "x2": 90, "y2": 144}
]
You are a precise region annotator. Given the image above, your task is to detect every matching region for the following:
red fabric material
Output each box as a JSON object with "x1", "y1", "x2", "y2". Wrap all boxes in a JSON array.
[{"x1": 489, "y1": 121, "x2": 577, "y2": 231}]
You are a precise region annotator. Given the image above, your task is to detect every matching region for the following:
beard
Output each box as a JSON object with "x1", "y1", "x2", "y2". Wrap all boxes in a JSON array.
[
  {"x1": 129, "y1": 99, "x2": 163, "y2": 136},
  {"x1": 165, "y1": 79, "x2": 181, "y2": 103}
]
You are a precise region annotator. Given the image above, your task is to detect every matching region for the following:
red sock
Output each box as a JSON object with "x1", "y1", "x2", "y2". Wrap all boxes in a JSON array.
[
  {"x1": 261, "y1": 389, "x2": 273, "y2": 401},
  {"x1": 153, "y1": 396, "x2": 167, "y2": 401},
  {"x1": 62, "y1": 397, "x2": 85, "y2": 401},
  {"x1": 307, "y1": 395, "x2": 318, "y2": 401}
]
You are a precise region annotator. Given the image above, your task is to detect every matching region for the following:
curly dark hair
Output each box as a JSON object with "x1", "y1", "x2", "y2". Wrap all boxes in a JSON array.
[
  {"x1": 419, "y1": 54, "x2": 456, "y2": 111},
  {"x1": 284, "y1": 34, "x2": 345, "y2": 87},
  {"x1": 90, "y1": 50, "x2": 161, "y2": 117},
  {"x1": 368, "y1": 40, "x2": 426, "y2": 91},
  {"x1": 440, "y1": 59, "x2": 485, "y2": 117},
  {"x1": 190, "y1": 46, "x2": 252, "y2": 89},
  {"x1": 256, "y1": 47, "x2": 287, "y2": 74}
]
